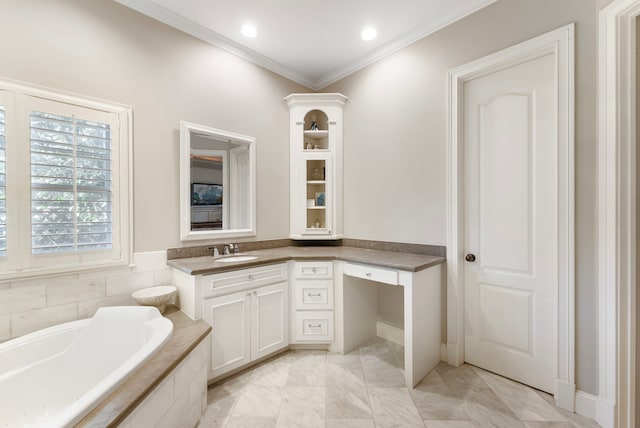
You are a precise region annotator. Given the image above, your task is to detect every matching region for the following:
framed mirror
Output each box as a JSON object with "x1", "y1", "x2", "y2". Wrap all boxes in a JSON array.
[{"x1": 180, "y1": 121, "x2": 256, "y2": 241}]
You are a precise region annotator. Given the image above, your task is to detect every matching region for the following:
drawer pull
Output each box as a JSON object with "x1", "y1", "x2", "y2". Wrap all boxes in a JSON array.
[
  {"x1": 246, "y1": 292, "x2": 251, "y2": 297},
  {"x1": 248, "y1": 275, "x2": 254, "y2": 281},
  {"x1": 307, "y1": 323, "x2": 323, "y2": 328},
  {"x1": 307, "y1": 292, "x2": 322, "y2": 297},
  {"x1": 311, "y1": 267, "x2": 317, "y2": 273}
]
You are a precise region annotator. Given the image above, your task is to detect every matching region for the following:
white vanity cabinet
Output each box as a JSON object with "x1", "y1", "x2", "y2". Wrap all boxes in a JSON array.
[
  {"x1": 285, "y1": 93, "x2": 347, "y2": 240},
  {"x1": 173, "y1": 263, "x2": 288, "y2": 380},
  {"x1": 291, "y1": 261, "x2": 335, "y2": 343}
]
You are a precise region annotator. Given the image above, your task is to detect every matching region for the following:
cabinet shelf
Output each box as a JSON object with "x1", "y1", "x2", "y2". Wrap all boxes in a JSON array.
[
  {"x1": 307, "y1": 206, "x2": 326, "y2": 210},
  {"x1": 306, "y1": 180, "x2": 326, "y2": 184},
  {"x1": 303, "y1": 130, "x2": 329, "y2": 139}
]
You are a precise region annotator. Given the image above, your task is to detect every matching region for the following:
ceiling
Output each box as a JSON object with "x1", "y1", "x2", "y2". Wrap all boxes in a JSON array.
[{"x1": 115, "y1": 0, "x2": 498, "y2": 90}]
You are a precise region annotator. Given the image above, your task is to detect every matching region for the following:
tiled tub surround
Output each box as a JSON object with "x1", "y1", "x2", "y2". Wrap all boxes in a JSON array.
[
  {"x1": 0, "y1": 306, "x2": 173, "y2": 427},
  {"x1": 0, "y1": 251, "x2": 173, "y2": 342},
  {"x1": 78, "y1": 307, "x2": 212, "y2": 427}
]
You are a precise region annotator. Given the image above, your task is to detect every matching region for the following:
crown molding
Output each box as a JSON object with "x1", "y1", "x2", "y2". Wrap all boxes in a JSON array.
[
  {"x1": 115, "y1": 0, "x2": 498, "y2": 91},
  {"x1": 314, "y1": 0, "x2": 498, "y2": 89},
  {"x1": 113, "y1": 0, "x2": 316, "y2": 89}
]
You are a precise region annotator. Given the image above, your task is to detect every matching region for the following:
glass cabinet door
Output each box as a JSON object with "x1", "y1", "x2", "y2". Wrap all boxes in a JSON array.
[{"x1": 304, "y1": 157, "x2": 331, "y2": 234}]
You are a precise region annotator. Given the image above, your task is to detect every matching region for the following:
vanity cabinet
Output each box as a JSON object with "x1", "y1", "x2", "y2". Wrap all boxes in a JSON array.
[
  {"x1": 285, "y1": 93, "x2": 347, "y2": 240},
  {"x1": 173, "y1": 263, "x2": 288, "y2": 380},
  {"x1": 203, "y1": 281, "x2": 288, "y2": 378},
  {"x1": 291, "y1": 261, "x2": 335, "y2": 343}
]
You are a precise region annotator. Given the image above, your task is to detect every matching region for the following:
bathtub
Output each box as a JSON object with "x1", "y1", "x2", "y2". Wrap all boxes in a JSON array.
[{"x1": 0, "y1": 306, "x2": 173, "y2": 428}]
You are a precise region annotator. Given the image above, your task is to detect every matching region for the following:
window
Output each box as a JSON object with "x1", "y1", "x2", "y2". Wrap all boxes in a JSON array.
[{"x1": 0, "y1": 80, "x2": 131, "y2": 279}]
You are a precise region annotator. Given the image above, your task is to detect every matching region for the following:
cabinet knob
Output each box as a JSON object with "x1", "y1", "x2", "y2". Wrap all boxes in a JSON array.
[
  {"x1": 465, "y1": 254, "x2": 476, "y2": 262},
  {"x1": 248, "y1": 275, "x2": 254, "y2": 281},
  {"x1": 365, "y1": 272, "x2": 372, "y2": 277},
  {"x1": 311, "y1": 268, "x2": 317, "y2": 273}
]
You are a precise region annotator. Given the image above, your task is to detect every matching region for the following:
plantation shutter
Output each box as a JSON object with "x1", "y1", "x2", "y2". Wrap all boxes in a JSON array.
[{"x1": 30, "y1": 111, "x2": 112, "y2": 254}]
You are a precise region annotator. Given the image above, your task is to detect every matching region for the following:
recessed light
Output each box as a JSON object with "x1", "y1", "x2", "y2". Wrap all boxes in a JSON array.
[
  {"x1": 361, "y1": 27, "x2": 377, "y2": 41},
  {"x1": 241, "y1": 24, "x2": 257, "y2": 38}
]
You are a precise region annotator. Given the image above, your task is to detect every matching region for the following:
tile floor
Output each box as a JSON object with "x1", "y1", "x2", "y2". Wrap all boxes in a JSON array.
[{"x1": 198, "y1": 338, "x2": 600, "y2": 428}]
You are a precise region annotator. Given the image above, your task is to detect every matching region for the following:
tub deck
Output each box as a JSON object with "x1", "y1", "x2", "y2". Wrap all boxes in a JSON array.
[{"x1": 76, "y1": 307, "x2": 211, "y2": 427}]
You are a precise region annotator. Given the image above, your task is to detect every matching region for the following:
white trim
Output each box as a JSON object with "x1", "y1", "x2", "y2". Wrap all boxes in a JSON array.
[
  {"x1": 598, "y1": 1, "x2": 640, "y2": 427},
  {"x1": 576, "y1": 390, "x2": 599, "y2": 421},
  {"x1": 446, "y1": 24, "x2": 575, "y2": 408},
  {"x1": 114, "y1": 0, "x2": 497, "y2": 90},
  {"x1": 376, "y1": 320, "x2": 404, "y2": 346},
  {"x1": 179, "y1": 121, "x2": 257, "y2": 242}
]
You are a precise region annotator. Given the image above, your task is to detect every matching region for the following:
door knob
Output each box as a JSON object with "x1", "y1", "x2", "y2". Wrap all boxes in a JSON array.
[{"x1": 465, "y1": 253, "x2": 476, "y2": 262}]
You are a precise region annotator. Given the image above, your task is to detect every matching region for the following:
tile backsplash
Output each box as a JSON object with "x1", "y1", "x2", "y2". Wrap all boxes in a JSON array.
[{"x1": 0, "y1": 251, "x2": 170, "y2": 342}]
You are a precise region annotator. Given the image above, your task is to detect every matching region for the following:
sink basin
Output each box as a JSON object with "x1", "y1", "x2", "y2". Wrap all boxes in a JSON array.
[{"x1": 215, "y1": 255, "x2": 258, "y2": 263}]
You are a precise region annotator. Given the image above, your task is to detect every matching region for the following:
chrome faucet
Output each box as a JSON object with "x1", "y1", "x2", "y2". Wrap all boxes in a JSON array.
[
  {"x1": 223, "y1": 243, "x2": 240, "y2": 255},
  {"x1": 207, "y1": 245, "x2": 220, "y2": 257},
  {"x1": 223, "y1": 243, "x2": 235, "y2": 255}
]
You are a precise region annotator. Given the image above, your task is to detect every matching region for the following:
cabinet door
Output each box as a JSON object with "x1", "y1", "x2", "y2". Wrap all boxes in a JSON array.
[
  {"x1": 302, "y1": 156, "x2": 333, "y2": 237},
  {"x1": 203, "y1": 290, "x2": 251, "y2": 378},
  {"x1": 251, "y1": 282, "x2": 289, "y2": 360}
]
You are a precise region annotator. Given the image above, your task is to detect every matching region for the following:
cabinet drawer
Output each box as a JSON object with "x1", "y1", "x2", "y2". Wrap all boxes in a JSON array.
[
  {"x1": 294, "y1": 261, "x2": 333, "y2": 279},
  {"x1": 294, "y1": 311, "x2": 334, "y2": 342},
  {"x1": 294, "y1": 279, "x2": 333, "y2": 310},
  {"x1": 343, "y1": 262, "x2": 398, "y2": 286},
  {"x1": 202, "y1": 263, "x2": 287, "y2": 298}
]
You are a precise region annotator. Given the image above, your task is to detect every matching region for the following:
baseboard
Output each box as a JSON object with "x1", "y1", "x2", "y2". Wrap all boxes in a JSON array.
[
  {"x1": 446, "y1": 343, "x2": 463, "y2": 366},
  {"x1": 376, "y1": 321, "x2": 404, "y2": 345},
  {"x1": 575, "y1": 390, "x2": 596, "y2": 419},
  {"x1": 595, "y1": 396, "x2": 616, "y2": 428},
  {"x1": 556, "y1": 379, "x2": 576, "y2": 412},
  {"x1": 571, "y1": 390, "x2": 615, "y2": 428}
]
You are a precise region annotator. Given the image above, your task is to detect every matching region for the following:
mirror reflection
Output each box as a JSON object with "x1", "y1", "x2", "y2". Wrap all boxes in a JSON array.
[{"x1": 180, "y1": 122, "x2": 256, "y2": 241}]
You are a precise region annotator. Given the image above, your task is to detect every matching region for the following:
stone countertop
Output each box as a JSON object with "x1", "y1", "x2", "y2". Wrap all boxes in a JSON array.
[
  {"x1": 167, "y1": 245, "x2": 445, "y2": 276},
  {"x1": 76, "y1": 307, "x2": 211, "y2": 427}
]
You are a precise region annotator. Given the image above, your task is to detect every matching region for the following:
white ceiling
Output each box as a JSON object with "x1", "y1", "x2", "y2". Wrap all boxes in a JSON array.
[{"x1": 115, "y1": 0, "x2": 498, "y2": 90}]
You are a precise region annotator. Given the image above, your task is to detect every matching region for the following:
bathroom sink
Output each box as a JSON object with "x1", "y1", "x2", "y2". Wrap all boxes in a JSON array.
[{"x1": 215, "y1": 255, "x2": 258, "y2": 263}]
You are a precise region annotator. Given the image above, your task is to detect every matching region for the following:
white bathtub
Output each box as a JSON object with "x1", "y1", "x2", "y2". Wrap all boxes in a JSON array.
[{"x1": 0, "y1": 306, "x2": 173, "y2": 428}]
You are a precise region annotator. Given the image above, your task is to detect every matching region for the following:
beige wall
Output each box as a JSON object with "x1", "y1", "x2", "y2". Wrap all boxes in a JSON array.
[
  {"x1": 0, "y1": 0, "x2": 308, "y2": 252},
  {"x1": 325, "y1": 0, "x2": 600, "y2": 394}
]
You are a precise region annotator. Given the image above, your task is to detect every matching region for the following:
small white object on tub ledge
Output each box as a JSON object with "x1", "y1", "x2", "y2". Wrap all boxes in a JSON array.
[{"x1": 131, "y1": 285, "x2": 177, "y2": 314}]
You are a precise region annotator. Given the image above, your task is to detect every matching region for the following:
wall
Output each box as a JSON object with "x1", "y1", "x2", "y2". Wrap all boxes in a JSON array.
[
  {"x1": 326, "y1": 0, "x2": 600, "y2": 394},
  {"x1": 0, "y1": 0, "x2": 307, "y2": 253},
  {"x1": 0, "y1": 0, "x2": 306, "y2": 339}
]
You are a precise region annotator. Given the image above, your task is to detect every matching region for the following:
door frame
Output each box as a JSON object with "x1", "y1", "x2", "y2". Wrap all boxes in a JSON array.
[
  {"x1": 446, "y1": 24, "x2": 575, "y2": 410},
  {"x1": 598, "y1": 1, "x2": 640, "y2": 427}
]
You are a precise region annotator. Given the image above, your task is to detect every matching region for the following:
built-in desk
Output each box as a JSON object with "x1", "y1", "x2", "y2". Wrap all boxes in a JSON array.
[{"x1": 334, "y1": 261, "x2": 443, "y2": 388}]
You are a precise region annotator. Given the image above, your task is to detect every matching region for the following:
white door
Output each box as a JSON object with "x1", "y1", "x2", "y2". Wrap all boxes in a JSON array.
[
  {"x1": 204, "y1": 290, "x2": 251, "y2": 378},
  {"x1": 252, "y1": 282, "x2": 289, "y2": 360},
  {"x1": 463, "y1": 51, "x2": 557, "y2": 393}
]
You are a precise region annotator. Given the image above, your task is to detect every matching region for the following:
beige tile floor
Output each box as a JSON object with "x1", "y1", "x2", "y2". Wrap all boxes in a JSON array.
[{"x1": 198, "y1": 338, "x2": 600, "y2": 428}]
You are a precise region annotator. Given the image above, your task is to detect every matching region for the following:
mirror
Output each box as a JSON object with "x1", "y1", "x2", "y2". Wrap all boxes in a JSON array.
[{"x1": 180, "y1": 121, "x2": 256, "y2": 241}]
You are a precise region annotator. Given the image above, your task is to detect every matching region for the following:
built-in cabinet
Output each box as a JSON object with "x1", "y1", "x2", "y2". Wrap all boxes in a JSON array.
[
  {"x1": 291, "y1": 261, "x2": 335, "y2": 343},
  {"x1": 172, "y1": 256, "x2": 443, "y2": 388},
  {"x1": 173, "y1": 263, "x2": 289, "y2": 380},
  {"x1": 285, "y1": 93, "x2": 347, "y2": 240},
  {"x1": 203, "y1": 281, "x2": 288, "y2": 378}
]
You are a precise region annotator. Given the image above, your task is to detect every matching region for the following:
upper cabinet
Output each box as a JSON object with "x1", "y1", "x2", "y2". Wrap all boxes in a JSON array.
[{"x1": 285, "y1": 93, "x2": 347, "y2": 240}]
